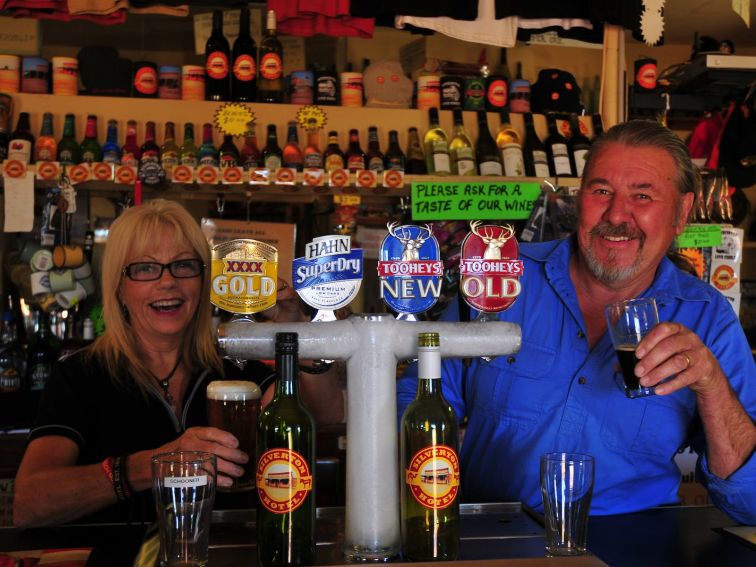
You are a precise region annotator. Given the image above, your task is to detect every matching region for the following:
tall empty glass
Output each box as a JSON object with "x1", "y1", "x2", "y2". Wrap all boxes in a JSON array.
[
  {"x1": 152, "y1": 451, "x2": 217, "y2": 567},
  {"x1": 605, "y1": 297, "x2": 659, "y2": 398}
]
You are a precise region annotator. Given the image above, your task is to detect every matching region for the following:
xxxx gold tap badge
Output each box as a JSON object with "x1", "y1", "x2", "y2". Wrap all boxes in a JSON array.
[
  {"x1": 405, "y1": 445, "x2": 460, "y2": 510},
  {"x1": 257, "y1": 449, "x2": 313, "y2": 514},
  {"x1": 210, "y1": 239, "x2": 278, "y2": 314}
]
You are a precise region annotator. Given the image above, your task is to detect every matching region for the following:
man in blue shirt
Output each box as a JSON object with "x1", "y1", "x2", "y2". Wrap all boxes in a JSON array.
[{"x1": 397, "y1": 120, "x2": 756, "y2": 525}]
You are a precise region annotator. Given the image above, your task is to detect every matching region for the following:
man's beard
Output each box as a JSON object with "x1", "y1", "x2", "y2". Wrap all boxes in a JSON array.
[{"x1": 582, "y1": 222, "x2": 645, "y2": 284}]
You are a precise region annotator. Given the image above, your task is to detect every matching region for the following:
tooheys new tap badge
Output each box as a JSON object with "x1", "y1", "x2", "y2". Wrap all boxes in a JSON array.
[
  {"x1": 378, "y1": 222, "x2": 444, "y2": 316},
  {"x1": 210, "y1": 239, "x2": 279, "y2": 314},
  {"x1": 459, "y1": 221, "x2": 523, "y2": 313},
  {"x1": 293, "y1": 235, "x2": 363, "y2": 312}
]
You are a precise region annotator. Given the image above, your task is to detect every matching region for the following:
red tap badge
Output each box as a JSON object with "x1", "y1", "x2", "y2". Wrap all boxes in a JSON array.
[{"x1": 459, "y1": 221, "x2": 523, "y2": 313}]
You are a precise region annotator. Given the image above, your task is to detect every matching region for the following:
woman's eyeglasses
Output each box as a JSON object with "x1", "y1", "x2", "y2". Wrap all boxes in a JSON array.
[{"x1": 122, "y1": 259, "x2": 205, "y2": 281}]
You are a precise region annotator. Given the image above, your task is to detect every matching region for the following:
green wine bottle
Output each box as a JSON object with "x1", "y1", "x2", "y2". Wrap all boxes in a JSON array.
[
  {"x1": 400, "y1": 332, "x2": 460, "y2": 561},
  {"x1": 256, "y1": 332, "x2": 316, "y2": 566}
]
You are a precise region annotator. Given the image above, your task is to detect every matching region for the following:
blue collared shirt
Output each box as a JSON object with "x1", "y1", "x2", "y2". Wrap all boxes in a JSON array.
[{"x1": 397, "y1": 237, "x2": 756, "y2": 524}]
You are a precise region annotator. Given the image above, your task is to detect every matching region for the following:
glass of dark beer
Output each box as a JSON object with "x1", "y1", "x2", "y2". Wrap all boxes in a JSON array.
[
  {"x1": 605, "y1": 297, "x2": 659, "y2": 398},
  {"x1": 207, "y1": 380, "x2": 261, "y2": 490}
]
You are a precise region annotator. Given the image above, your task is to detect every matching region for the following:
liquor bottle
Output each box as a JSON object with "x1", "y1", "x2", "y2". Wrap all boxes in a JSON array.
[
  {"x1": 405, "y1": 127, "x2": 427, "y2": 174},
  {"x1": 120, "y1": 120, "x2": 141, "y2": 167},
  {"x1": 544, "y1": 113, "x2": 573, "y2": 177},
  {"x1": 232, "y1": 5, "x2": 256, "y2": 102},
  {"x1": 400, "y1": 332, "x2": 459, "y2": 561},
  {"x1": 256, "y1": 332, "x2": 316, "y2": 567},
  {"x1": 101, "y1": 120, "x2": 121, "y2": 164},
  {"x1": 205, "y1": 10, "x2": 230, "y2": 101},
  {"x1": 80, "y1": 115, "x2": 102, "y2": 163},
  {"x1": 9, "y1": 112, "x2": 35, "y2": 163},
  {"x1": 591, "y1": 113, "x2": 604, "y2": 139},
  {"x1": 240, "y1": 131, "x2": 263, "y2": 169},
  {"x1": 258, "y1": 10, "x2": 284, "y2": 103},
  {"x1": 522, "y1": 113, "x2": 550, "y2": 178},
  {"x1": 365, "y1": 126, "x2": 385, "y2": 173},
  {"x1": 219, "y1": 134, "x2": 240, "y2": 167},
  {"x1": 323, "y1": 131, "x2": 344, "y2": 172},
  {"x1": 198, "y1": 123, "x2": 219, "y2": 167},
  {"x1": 179, "y1": 123, "x2": 199, "y2": 167},
  {"x1": 34, "y1": 112, "x2": 57, "y2": 163},
  {"x1": 449, "y1": 109, "x2": 476, "y2": 176},
  {"x1": 263, "y1": 124, "x2": 282, "y2": 171},
  {"x1": 58, "y1": 310, "x2": 85, "y2": 361},
  {"x1": 476, "y1": 111, "x2": 503, "y2": 176},
  {"x1": 423, "y1": 108, "x2": 451, "y2": 175},
  {"x1": 496, "y1": 111, "x2": 525, "y2": 177},
  {"x1": 282, "y1": 122, "x2": 303, "y2": 171},
  {"x1": 57, "y1": 114, "x2": 81, "y2": 165},
  {"x1": 161, "y1": 121, "x2": 180, "y2": 174},
  {"x1": 344, "y1": 128, "x2": 366, "y2": 172},
  {"x1": 0, "y1": 309, "x2": 25, "y2": 393},
  {"x1": 303, "y1": 130, "x2": 323, "y2": 169},
  {"x1": 139, "y1": 121, "x2": 161, "y2": 167},
  {"x1": 384, "y1": 130, "x2": 405, "y2": 171},
  {"x1": 568, "y1": 114, "x2": 591, "y2": 178},
  {"x1": 27, "y1": 310, "x2": 57, "y2": 392}
]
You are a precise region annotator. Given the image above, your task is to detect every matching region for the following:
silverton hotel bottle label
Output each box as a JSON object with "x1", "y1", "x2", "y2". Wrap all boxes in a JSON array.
[
  {"x1": 378, "y1": 222, "x2": 444, "y2": 315},
  {"x1": 210, "y1": 239, "x2": 279, "y2": 314}
]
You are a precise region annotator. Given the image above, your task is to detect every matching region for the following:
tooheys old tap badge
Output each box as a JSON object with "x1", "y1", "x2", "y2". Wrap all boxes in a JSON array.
[
  {"x1": 210, "y1": 239, "x2": 279, "y2": 314},
  {"x1": 293, "y1": 235, "x2": 363, "y2": 321},
  {"x1": 378, "y1": 222, "x2": 444, "y2": 318},
  {"x1": 459, "y1": 221, "x2": 523, "y2": 316}
]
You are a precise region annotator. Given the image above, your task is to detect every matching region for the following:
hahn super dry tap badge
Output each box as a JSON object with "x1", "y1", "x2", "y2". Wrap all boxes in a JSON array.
[
  {"x1": 378, "y1": 222, "x2": 444, "y2": 315},
  {"x1": 210, "y1": 239, "x2": 278, "y2": 314},
  {"x1": 293, "y1": 235, "x2": 363, "y2": 312},
  {"x1": 459, "y1": 221, "x2": 523, "y2": 313}
]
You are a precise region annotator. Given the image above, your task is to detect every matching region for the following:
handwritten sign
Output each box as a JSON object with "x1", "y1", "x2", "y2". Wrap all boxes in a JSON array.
[
  {"x1": 214, "y1": 103, "x2": 255, "y2": 136},
  {"x1": 677, "y1": 224, "x2": 722, "y2": 249},
  {"x1": 411, "y1": 181, "x2": 541, "y2": 221}
]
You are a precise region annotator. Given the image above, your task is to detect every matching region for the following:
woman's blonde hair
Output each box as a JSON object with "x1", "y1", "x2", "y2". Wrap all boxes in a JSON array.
[{"x1": 91, "y1": 199, "x2": 223, "y2": 394}]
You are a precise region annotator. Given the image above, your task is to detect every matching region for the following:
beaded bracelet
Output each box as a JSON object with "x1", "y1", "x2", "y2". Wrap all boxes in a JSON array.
[{"x1": 112, "y1": 455, "x2": 132, "y2": 501}]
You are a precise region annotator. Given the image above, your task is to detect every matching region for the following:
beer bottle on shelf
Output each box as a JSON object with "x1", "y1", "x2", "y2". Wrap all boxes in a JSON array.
[
  {"x1": 423, "y1": 108, "x2": 451, "y2": 175},
  {"x1": 496, "y1": 111, "x2": 525, "y2": 177},
  {"x1": 0, "y1": 309, "x2": 25, "y2": 393},
  {"x1": 568, "y1": 114, "x2": 591, "y2": 177},
  {"x1": 365, "y1": 126, "x2": 385, "y2": 173},
  {"x1": 232, "y1": 5, "x2": 256, "y2": 102},
  {"x1": 256, "y1": 332, "x2": 316, "y2": 567},
  {"x1": 258, "y1": 10, "x2": 284, "y2": 103},
  {"x1": 405, "y1": 127, "x2": 427, "y2": 174},
  {"x1": 282, "y1": 122, "x2": 303, "y2": 171},
  {"x1": 27, "y1": 310, "x2": 57, "y2": 392},
  {"x1": 401, "y1": 332, "x2": 459, "y2": 561},
  {"x1": 219, "y1": 135, "x2": 240, "y2": 167},
  {"x1": 323, "y1": 130, "x2": 344, "y2": 172},
  {"x1": 544, "y1": 113, "x2": 573, "y2": 177},
  {"x1": 57, "y1": 114, "x2": 81, "y2": 165},
  {"x1": 522, "y1": 113, "x2": 550, "y2": 178},
  {"x1": 82, "y1": 318, "x2": 95, "y2": 345},
  {"x1": 179, "y1": 123, "x2": 198, "y2": 167},
  {"x1": 139, "y1": 121, "x2": 161, "y2": 167},
  {"x1": 344, "y1": 128, "x2": 366, "y2": 173},
  {"x1": 101, "y1": 119, "x2": 121, "y2": 164},
  {"x1": 303, "y1": 130, "x2": 323, "y2": 169},
  {"x1": 449, "y1": 108, "x2": 476, "y2": 176},
  {"x1": 205, "y1": 10, "x2": 230, "y2": 101},
  {"x1": 9, "y1": 112, "x2": 35, "y2": 163},
  {"x1": 263, "y1": 124, "x2": 283, "y2": 171},
  {"x1": 384, "y1": 130, "x2": 405, "y2": 172},
  {"x1": 34, "y1": 112, "x2": 57, "y2": 163},
  {"x1": 476, "y1": 111, "x2": 503, "y2": 176},
  {"x1": 161, "y1": 121, "x2": 180, "y2": 175},
  {"x1": 240, "y1": 131, "x2": 263, "y2": 169},
  {"x1": 120, "y1": 120, "x2": 141, "y2": 167},
  {"x1": 198, "y1": 123, "x2": 219, "y2": 167},
  {"x1": 80, "y1": 115, "x2": 102, "y2": 163}
]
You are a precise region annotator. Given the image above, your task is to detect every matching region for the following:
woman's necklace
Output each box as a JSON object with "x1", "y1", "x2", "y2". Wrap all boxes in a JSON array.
[{"x1": 155, "y1": 357, "x2": 182, "y2": 406}]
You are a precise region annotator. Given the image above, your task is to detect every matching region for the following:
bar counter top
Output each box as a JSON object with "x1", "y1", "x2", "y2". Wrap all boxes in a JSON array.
[{"x1": 0, "y1": 503, "x2": 753, "y2": 566}]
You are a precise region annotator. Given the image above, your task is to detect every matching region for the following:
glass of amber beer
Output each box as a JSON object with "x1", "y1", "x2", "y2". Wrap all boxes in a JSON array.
[
  {"x1": 605, "y1": 297, "x2": 659, "y2": 398},
  {"x1": 207, "y1": 380, "x2": 262, "y2": 490}
]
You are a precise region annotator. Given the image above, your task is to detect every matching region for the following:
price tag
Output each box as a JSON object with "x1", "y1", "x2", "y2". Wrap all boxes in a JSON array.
[
  {"x1": 676, "y1": 224, "x2": 722, "y2": 248},
  {"x1": 214, "y1": 103, "x2": 255, "y2": 136},
  {"x1": 296, "y1": 105, "x2": 327, "y2": 131}
]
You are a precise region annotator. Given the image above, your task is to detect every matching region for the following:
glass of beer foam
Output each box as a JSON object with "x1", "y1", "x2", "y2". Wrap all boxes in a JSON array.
[
  {"x1": 605, "y1": 297, "x2": 659, "y2": 398},
  {"x1": 207, "y1": 380, "x2": 262, "y2": 490}
]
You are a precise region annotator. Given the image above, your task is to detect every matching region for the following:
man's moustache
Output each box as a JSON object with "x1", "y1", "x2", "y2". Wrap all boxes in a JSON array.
[{"x1": 590, "y1": 222, "x2": 643, "y2": 242}]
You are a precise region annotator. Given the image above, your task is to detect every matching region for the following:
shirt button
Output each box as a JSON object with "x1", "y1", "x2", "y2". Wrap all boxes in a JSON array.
[
  {"x1": 577, "y1": 330, "x2": 585, "y2": 339},
  {"x1": 507, "y1": 356, "x2": 516, "y2": 364},
  {"x1": 578, "y1": 376, "x2": 587, "y2": 385}
]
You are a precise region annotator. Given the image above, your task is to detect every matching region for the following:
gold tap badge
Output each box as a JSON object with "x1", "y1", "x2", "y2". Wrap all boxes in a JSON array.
[{"x1": 210, "y1": 239, "x2": 278, "y2": 314}]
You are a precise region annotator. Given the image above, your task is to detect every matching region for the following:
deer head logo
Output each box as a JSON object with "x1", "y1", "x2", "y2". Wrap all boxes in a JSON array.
[
  {"x1": 469, "y1": 221, "x2": 515, "y2": 260},
  {"x1": 387, "y1": 222, "x2": 433, "y2": 261}
]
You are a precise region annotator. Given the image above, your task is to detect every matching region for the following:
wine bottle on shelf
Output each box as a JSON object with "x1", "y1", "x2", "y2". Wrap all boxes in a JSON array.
[
  {"x1": 323, "y1": 130, "x2": 345, "y2": 172},
  {"x1": 568, "y1": 114, "x2": 591, "y2": 178},
  {"x1": 240, "y1": 131, "x2": 263, "y2": 169},
  {"x1": 282, "y1": 121, "x2": 303, "y2": 171},
  {"x1": 57, "y1": 113, "x2": 81, "y2": 165},
  {"x1": 101, "y1": 119, "x2": 121, "y2": 164},
  {"x1": 405, "y1": 127, "x2": 427, "y2": 174},
  {"x1": 449, "y1": 109, "x2": 476, "y2": 176},
  {"x1": 219, "y1": 134, "x2": 240, "y2": 167},
  {"x1": 161, "y1": 121, "x2": 179, "y2": 174},
  {"x1": 80, "y1": 115, "x2": 102, "y2": 163},
  {"x1": 179, "y1": 123, "x2": 198, "y2": 167},
  {"x1": 544, "y1": 113, "x2": 573, "y2": 177},
  {"x1": 423, "y1": 108, "x2": 451, "y2": 175},
  {"x1": 344, "y1": 128, "x2": 366, "y2": 173},
  {"x1": 9, "y1": 112, "x2": 35, "y2": 163},
  {"x1": 231, "y1": 5, "x2": 256, "y2": 102},
  {"x1": 34, "y1": 112, "x2": 57, "y2": 163},
  {"x1": 476, "y1": 111, "x2": 503, "y2": 176},
  {"x1": 256, "y1": 332, "x2": 316, "y2": 567},
  {"x1": 258, "y1": 10, "x2": 284, "y2": 103},
  {"x1": 198, "y1": 123, "x2": 219, "y2": 167},
  {"x1": 400, "y1": 332, "x2": 459, "y2": 561},
  {"x1": 263, "y1": 124, "x2": 283, "y2": 171},
  {"x1": 384, "y1": 130, "x2": 405, "y2": 172},
  {"x1": 496, "y1": 111, "x2": 524, "y2": 177},
  {"x1": 205, "y1": 10, "x2": 230, "y2": 101},
  {"x1": 485, "y1": 49, "x2": 509, "y2": 112},
  {"x1": 303, "y1": 130, "x2": 323, "y2": 169},
  {"x1": 366, "y1": 126, "x2": 385, "y2": 173},
  {"x1": 522, "y1": 113, "x2": 550, "y2": 178}
]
